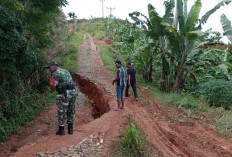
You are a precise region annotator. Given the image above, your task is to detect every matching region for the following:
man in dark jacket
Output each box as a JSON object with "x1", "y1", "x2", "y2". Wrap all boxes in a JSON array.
[{"x1": 125, "y1": 62, "x2": 138, "y2": 101}]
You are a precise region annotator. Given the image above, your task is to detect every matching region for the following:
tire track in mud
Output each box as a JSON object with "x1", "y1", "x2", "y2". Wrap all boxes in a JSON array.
[{"x1": 11, "y1": 32, "x2": 232, "y2": 157}]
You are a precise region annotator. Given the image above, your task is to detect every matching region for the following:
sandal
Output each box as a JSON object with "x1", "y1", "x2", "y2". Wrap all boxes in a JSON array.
[{"x1": 113, "y1": 109, "x2": 120, "y2": 111}]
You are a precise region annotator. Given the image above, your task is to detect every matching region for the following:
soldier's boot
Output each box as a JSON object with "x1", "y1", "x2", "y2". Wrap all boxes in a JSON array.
[
  {"x1": 68, "y1": 123, "x2": 73, "y2": 134},
  {"x1": 56, "y1": 126, "x2": 65, "y2": 135}
]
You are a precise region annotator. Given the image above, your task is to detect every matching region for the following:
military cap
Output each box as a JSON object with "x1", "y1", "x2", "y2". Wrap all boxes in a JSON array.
[{"x1": 46, "y1": 60, "x2": 58, "y2": 68}]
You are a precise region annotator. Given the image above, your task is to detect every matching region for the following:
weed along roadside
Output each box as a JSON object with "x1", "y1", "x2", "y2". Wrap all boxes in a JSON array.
[{"x1": 112, "y1": 116, "x2": 155, "y2": 157}]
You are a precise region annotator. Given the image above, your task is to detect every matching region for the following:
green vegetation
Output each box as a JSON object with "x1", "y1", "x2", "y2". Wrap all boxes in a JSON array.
[
  {"x1": 129, "y1": 0, "x2": 232, "y2": 92},
  {"x1": 60, "y1": 28, "x2": 83, "y2": 72},
  {"x1": 0, "y1": 88, "x2": 56, "y2": 142},
  {"x1": 196, "y1": 79, "x2": 232, "y2": 109},
  {"x1": 99, "y1": 47, "x2": 124, "y2": 71},
  {"x1": 78, "y1": 19, "x2": 107, "y2": 38},
  {"x1": 220, "y1": 14, "x2": 232, "y2": 42},
  {"x1": 112, "y1": 116, "x2": 153, "y2": 157},
  {"x1": 0, "y1": 0, "x2": 68, "y2": 142},
  {"x1": 84, "y1": 98, "x2": 92, "y2": 107}
]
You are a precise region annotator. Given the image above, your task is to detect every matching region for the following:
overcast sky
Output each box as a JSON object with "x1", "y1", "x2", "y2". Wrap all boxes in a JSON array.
[{"x1": 62, "y1": 0, "x2": 232, "y2": 43}]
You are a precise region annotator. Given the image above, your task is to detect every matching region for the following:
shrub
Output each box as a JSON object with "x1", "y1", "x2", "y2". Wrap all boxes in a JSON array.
[
  {"x1": 196, "y1": 79, "x2": 232, "y2": 109},
  {"x1": 122, "y1": 118, "x2": 144, "y2": 156},
  {"x1": 0, "y1": 86, "x2": 56, "y2": 142},
  {"x1": 111, "y1": 116, "x2": 148, "y2": 157}
]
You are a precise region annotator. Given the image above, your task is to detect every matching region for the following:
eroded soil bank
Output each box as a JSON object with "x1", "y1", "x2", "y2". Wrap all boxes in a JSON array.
[{"x1": 73, "y1": 73, "x2": 111, "y2": 117}]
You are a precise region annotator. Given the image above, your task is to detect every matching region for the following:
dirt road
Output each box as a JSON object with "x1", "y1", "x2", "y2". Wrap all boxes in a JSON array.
[{"x1": 3, "y1": 32, "x2": 232, "y2": 157}]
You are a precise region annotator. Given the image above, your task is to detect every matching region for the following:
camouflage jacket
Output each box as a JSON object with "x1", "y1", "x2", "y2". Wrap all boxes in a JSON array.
[{"x1": 52, "y1": 67, "x2": 75, "y2": 91}]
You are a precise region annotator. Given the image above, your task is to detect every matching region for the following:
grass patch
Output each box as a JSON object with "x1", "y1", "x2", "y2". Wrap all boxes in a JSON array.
[
  {"x1": 99, "y1": 46, "x2": 126, "y2": 71},
  {"x1": 93, "y1": 30, "x2": 106, "y2": 38},
  {"x1": 99, "y1": 47, "x2": 118, "y2": 71},
  {"x1": 136, "y1": 75, "x2": 205, "y2": 111},
  {"x1": 84, "y1": 98, "x2": 91, "y2": 107},
  {"x1": 59, "y1": 28, "x2": 83, "y2": 72},
  {"x1": 112, "y1": 116, "x2": 154, "y2": 157},
  {"x1": 78, "y1": 19, "x2": 107, "y2": 38}
]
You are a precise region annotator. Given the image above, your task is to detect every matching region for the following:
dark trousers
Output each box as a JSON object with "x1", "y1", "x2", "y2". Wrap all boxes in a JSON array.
[{"x1": 125, "y1": 82, "x2": 138, "y2": 98}]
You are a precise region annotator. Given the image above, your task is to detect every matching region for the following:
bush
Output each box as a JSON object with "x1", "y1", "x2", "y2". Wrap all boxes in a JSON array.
[
  {"x1": 111, "y1": 116, "x2": 150, "y2": 157},
  {"x1": 0, "y1": 87, "x2": 56, "y2": 142},
  {"x1": 196, "y1": 79, "x2": 232, "y2": 109},
  {"x1": 122, "y1": 118, "x2": 144, "y2": 156}
]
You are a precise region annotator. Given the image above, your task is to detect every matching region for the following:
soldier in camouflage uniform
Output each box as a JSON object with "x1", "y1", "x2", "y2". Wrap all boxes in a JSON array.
[{"x1": 46, "y1": 60, "x2": 77, "y2": 135}]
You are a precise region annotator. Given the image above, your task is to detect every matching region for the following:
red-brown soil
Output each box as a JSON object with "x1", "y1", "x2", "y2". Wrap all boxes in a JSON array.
[
  {"x1": 0, "y1": 98, "x2": 94, "y2": 157},
  {"x1": 2, "y1": 32, "x2": 232, "y2": 157}
]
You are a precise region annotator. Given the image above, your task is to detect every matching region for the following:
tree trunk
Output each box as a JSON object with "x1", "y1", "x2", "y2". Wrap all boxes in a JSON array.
[
  {"x1": 160, "y1": 68, "x2": 171, "y2": 92},
  {"x1": 148, "y1": 49, "x2": 153, "y2": 82},
  {"x1": 172, "y1": 63, "x2": 183, "y2": 91},
  {"x1": 172, "y1": 36, "x2": 188, "y2": 92},
  {"x1": 169, "y1": 53, "x2": 175, "y2": 89},
  {"x1": 172, "y1": 55, "x2": 186, "y2": 91},
  {"x1": 159, "y1": 54, "x2": 171, "y2": 92}
]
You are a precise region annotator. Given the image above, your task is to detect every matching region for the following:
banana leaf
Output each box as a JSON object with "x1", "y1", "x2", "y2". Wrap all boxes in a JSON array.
[
  {"x1": 163, "y1": 0, "x2": 175, "y2": 25},
  {"x1": 147, "y1": 4, "x2": 164, "y2": 36},
  {"x1": 220, "y1": 14, "x2": 232, "y2": 42},
  {"x1": 177, "y1": 0, "x2": 186, "y2": 34},
  {"x1": 183, "y1": 0, "x2": 188, "y2": 23},
  {"x1": 187, "y1": 30, "x2": 205, "y2": 40},
  {"x1": 218, "y1": 64, "x2": 231, "y2": 79},
  {"x1": 201, "y1": 0, "x2": 232, "y2": 24},
  {"x1": 186, "y1": 0, "x2": 202, "y2": 32},
  {"x1": 161, "y1": 22, "x2": 178, "y2": 35}
]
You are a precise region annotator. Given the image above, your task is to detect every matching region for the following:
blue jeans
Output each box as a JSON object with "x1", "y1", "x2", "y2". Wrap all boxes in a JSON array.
[{"x1": 117, "y1": 85, "x2": 125, "y2": 99}]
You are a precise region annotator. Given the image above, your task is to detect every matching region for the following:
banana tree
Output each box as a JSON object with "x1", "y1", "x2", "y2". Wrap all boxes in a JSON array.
[
  {"x1": 107, "y1": 18, "x2": 159, "y2": 81},
  {"x1": 131, "y1": 36, "x2": 159, "y2": 82},
  {"x1": 186, "y1": 47, "x2": 232, "y2": 83},
  {"x1": 130, "y1": 0, "x2": 176, "y2": 91},
  {"x1": 110, "y1": 20, "x2": 140, "y2": 56},
  {"x1": 130, "y1": 0, "x2": 231, "y2": 92}
]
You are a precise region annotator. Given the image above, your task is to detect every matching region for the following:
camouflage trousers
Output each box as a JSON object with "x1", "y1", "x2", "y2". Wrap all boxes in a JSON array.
[{"x1": 56, "y1": 89, "x2": 77, "y2": 126}]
